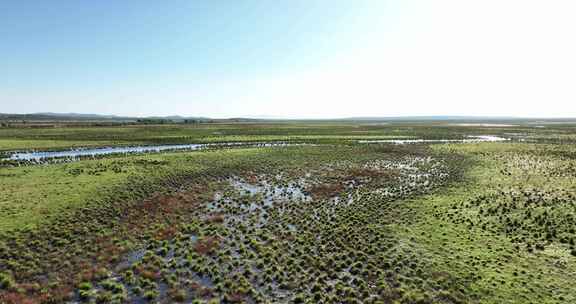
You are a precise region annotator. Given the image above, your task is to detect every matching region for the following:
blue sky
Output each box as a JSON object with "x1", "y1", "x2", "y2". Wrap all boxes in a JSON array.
[{"x1": 1, "y1": 1, "x2": 575, "y2": 118}]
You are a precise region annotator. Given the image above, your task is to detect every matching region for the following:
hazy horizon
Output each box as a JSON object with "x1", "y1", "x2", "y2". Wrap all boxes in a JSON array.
[
  {"x1": 5, "y1": 112, "x2": 576, "y2": 121},
  {"x1": 2, "y1": 1, "x2": 575, "y2": 118}
]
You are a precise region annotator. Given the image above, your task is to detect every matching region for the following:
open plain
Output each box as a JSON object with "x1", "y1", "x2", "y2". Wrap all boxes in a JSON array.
[{"x1": 0, "y1": 121, "x2": 575, "y2": 303}]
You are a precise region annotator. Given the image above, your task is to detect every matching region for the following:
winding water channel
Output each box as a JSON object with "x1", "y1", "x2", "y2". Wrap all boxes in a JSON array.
[{"x1": 1, "y1": 135, "x2": 508, "y2": 162}]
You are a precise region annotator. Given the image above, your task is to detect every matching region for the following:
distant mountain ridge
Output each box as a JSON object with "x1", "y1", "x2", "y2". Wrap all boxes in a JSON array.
[
  {"x1": 1, "y1": 113, "x2": 575, "y2": 123},
  {"x1": 0, "y1": 113, "x2": 210, "y2": 122},
  {"x1": 342, "y1": 116, "x2": 518, "y2": 121}
]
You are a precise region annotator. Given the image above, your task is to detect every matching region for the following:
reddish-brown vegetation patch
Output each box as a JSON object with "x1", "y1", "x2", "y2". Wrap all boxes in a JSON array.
[
  {"x1": 206, "y1": 213, "x2": 225, "y2": 224},
  {"x1": 225, "y1": 292, "x2": 247, "y2": 303},
  {"x1": 0, "y1": 179, "x2": 219, "y2": 303},
  {"x1": 308, "y1": 183, "x2": 345, "y2": 199},
  {"x1": 194, "y1": 236, "x2": 221, "y2": 255},
  {"x1": 0, "y1": 292, "x2": 37, "y2": 304},
  {"x1": 244, "y1": 172, "x2": 259, "y2": 184},
  {"x1": 346, "y1": 168, "x2": 400, "y2": 180},
  {"x1": 155, "y1": 226, "x2": 178, "y2": 241}
]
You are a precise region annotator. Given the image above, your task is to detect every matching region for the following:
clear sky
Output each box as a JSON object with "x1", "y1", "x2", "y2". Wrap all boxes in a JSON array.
[{"x1": 1, "y1": 0, "x2": 575, "y2": 118}]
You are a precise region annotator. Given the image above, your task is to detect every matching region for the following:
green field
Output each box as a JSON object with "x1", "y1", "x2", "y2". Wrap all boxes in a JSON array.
[
  {"x1": 2, "y1": 122, "x2": 576, "y2": 151},
  {"x1": 1, "y1": 122, "x2": 575, "y2": 303}
]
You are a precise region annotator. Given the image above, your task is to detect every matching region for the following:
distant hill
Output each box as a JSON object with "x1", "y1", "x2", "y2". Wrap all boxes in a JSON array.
[
  {"x1": 341, "y1": 116, "x2": 519, "y2": 121},
  {"x1": 0, "y1": 113, "x2": 210, "y2": 122},
  {"x1": 1, "y1": 113, "x2": 575, "y2": 124},
  {"x1": 0, "y1": 112, "x2": 133, "y2": 121}
]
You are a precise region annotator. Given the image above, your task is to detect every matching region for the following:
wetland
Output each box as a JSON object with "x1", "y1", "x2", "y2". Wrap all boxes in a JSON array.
[{"x1": 0, "y1": 122, "x2": 575, "y2": 303}]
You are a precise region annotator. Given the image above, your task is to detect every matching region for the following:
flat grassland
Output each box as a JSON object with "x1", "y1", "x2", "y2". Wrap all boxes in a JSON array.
[
  {"x1": 1, "y1": 122, "x2": 575, "y2": 303},
  {"x1": 2, "y1": 121, "x2": 574, "y2": 151}
]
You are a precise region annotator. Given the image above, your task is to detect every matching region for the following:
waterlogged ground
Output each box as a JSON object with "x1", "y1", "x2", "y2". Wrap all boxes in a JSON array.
[
  {"x1": 1, "y1": 125, "x2": 576, "y2": 303},
  {"x1": 78, "y1": 155, "x2": 452, "y2": 303}
]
